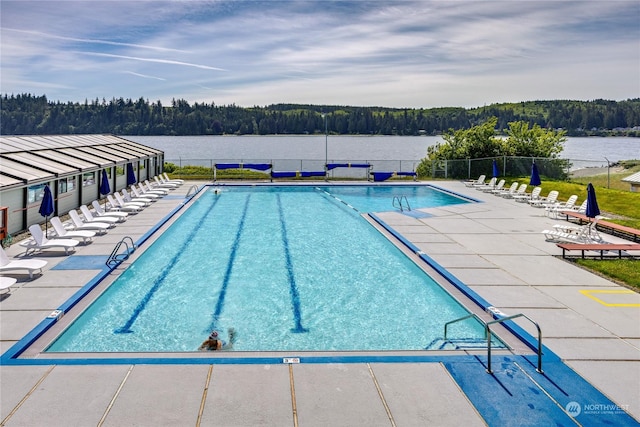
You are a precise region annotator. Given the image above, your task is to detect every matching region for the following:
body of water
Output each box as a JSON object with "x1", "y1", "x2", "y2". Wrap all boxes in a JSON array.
[{"x1": 127, "y1": 135, "x2": 639, "y2": 169}]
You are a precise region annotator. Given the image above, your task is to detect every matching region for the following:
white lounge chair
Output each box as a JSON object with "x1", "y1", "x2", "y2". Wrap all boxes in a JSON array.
[
  {"x1": 142, "y1": 181, "x2": 169, "y2": 195},
  {"x1": 106, "y1": 194, "x2": 143, "y2": 213},
  {"x1": 121, "y1": 189, "x2": 152, "y2": 205},
  {"x1": 545, "y1": 195, "x2": 578, "y2": 218},
  {"x1": 153, "y1": 176, "x2": 179, "y2": 189},
  {"x1": 542, "y1": 217, "x2": 604, "y2": 244},
  {"x1": 115, "y1": 192, "x2": 147, "y2": 208},
  {"x1": 514, "y1": 186, "x2": 540, "y2": 203},
  {"x1": 0, "y1": 276, "x2": 17, "y2": 294},
  {"x1": 91, "y1": 201, "x2": 128, "y2": 221},
  {"x1": 50, "y1": 216, "x2": 95, "y2": 243},
  {"x1": 475, "y1": 177, "x2": 496, "y2": 191},
  {"x1": 163, "y1": 173, "x2": 184, "y2": 185},
  {"x1": 130, "y1": 185, "x2": 161, "y2": 200},
  {"x1": 21, "y1": 224, "x2": 79, "y2": 255},
  {"x1": 83, "y1": 205, "x2": 121, "y2": 224},
  {"x1": 529, "y1": 190, "x2": 559, "y2": 207},
  {"x1": 486, "y1": 179, "x2": 505, "y2": 193},
  {"x1": 559, "y1": 200, "x2": 588, "y2": 216},
  {"x1": 496, "y1": 182, "x2": 519, "y2": 197},
  {"x1": 0, "y1": 247, "x2": 47, "y2": 279},
  {"x1": 464, "y1": 175, "x2": 485, "y2": 187},
  {"x1": 68, "y1": 210, "x2": 112, "y2": 233}
]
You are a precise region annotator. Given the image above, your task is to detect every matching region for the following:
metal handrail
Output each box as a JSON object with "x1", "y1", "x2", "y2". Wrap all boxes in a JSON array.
[
  {"x1": 486, "y1": 314, "x2": 543, "y2": 374},
  {"x1": 185, "y1": 184, "x2": 199, "y2": 198},
  {"x1": 392, "y1": 195, "x2": 411, "y2": 212},
  {"x1": 444, "y1": 313, "x2": 485, "y2": 340},
  {"x1": 106, "y1": 236, "x2": 136, "y2": 268}
]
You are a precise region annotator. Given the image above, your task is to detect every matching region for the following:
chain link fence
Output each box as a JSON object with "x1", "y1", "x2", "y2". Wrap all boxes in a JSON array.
[{"x1": 424, "y1": 156, "x2": 572, "y2": 180}]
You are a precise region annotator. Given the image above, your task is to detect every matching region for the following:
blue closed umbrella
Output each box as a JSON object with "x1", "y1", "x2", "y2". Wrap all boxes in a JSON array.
[
  {"x1": 529, "y1": 162, "x2": 541, "y2": 186},
  {"x1": 99, "y1": 169, "x2": 110, "y2": 196},
  {"x1": 126, "y1": 163, "x2": 137, "y2": 186},
  {"x1": 586, "y1": 183, "x2": 600, "y2": 219},
  {"x1": 38, "y1": 184, "x2": 54, "y2": 237},
  {"x1": 492, "y1": 159, "x2": 499, "y2": 178}
]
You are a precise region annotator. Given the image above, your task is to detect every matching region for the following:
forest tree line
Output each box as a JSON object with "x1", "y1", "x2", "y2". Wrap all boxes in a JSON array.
[{"x1": 1, "y1": 93, "x2": 639, "y2": 137}]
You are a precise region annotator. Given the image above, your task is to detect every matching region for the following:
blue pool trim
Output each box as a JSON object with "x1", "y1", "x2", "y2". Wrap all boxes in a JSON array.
[{"x1": 276, "y1": 194, "x2": 309, "y2": 333}]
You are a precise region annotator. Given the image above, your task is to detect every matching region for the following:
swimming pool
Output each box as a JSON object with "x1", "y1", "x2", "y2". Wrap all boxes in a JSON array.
[{"x1": 47, "y1": 185, "x2": 491, "y2": 353}]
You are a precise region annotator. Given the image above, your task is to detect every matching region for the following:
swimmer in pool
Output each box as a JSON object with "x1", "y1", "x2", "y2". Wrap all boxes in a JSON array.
[{"x1": 199, "y1": 327, "x2": 236, "y2": 351}]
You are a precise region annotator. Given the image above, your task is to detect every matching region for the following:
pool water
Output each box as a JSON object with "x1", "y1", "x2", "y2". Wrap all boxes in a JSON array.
[{"x1": 48, "y1": 185, "x2": 487, "y2": 353}]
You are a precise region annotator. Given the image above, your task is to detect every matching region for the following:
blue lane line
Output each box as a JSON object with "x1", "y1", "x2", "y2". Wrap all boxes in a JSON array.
[
  {"x1": 277, "y1": 194, "x2": 309, "y2": 333},
  {"x1": 208, "y1": 194, "x2": 251, "y2": 331},
  {"x1": 115, "y1": 195, "x2": 221, "y2": 334}
]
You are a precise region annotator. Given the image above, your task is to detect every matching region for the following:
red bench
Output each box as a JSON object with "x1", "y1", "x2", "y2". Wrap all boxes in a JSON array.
[
  {"x1": 556, "y1": 242, "x2": 640, "y2": 259},
  {"x1": 560, "y1": 211, "x2": 640, "y2": 243}
]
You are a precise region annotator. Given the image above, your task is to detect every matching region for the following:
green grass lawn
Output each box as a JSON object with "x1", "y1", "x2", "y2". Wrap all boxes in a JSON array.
[{"x1": 575, "y1": 259, "x2": 640, "y2": 290}]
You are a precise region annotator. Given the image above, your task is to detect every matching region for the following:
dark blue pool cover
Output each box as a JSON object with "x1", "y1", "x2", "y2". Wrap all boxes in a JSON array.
[{"x1": 215, "y1": 163, "x2": 272, "y2": 171}]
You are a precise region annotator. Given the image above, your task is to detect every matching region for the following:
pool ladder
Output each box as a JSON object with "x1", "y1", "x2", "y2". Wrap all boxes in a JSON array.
[
  {"x1": 185, "y1": 184, "x2": 199, "y2": 198},
  {"x1": 392, "y1": 195, "x2": 411, "y2": 212},
  {"x1": 444, "y1": 312, "x2": 543, "y2": 374},
  {"x1": 106, "y1": 236, "x2": 136, "y2": 268}
]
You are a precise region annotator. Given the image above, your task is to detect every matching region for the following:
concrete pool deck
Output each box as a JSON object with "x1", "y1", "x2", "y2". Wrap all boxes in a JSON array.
[{"x1": 1, "y1": 180, "x2": 638, "y2": 426}]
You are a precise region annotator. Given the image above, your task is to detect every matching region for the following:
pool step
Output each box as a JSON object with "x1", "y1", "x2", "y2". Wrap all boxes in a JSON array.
[{"x1": 424, "y1": 337, "x2": 489, "y2": 350}]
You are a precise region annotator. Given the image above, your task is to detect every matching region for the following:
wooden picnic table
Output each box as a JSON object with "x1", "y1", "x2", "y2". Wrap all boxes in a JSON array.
[{"x1": 556, "y1": 242, "x2": 640, "y2": 259}]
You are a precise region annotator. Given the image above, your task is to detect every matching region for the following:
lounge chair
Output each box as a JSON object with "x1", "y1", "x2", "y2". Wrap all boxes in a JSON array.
[
  {"x1": 529, "y1": 190, "x2": 559, "y2": 207},
  {"x1": 115, "y1": 191, "x2": 147, "y2": 208},
  {"x1": 464, "y1": 175, "x2": 485, "y2": 187},
  {"x1": 475, "y1": 177, "x2": 496, "y2": 191},
  {"x1": 486, "y1": 179, "x2": 505, "y2": 193},
  {"x1": 560, "y1": 200, "x2": 587, "y2": 216},
  {"x1": 545, "y1": 195, "x2": 578, "y2": 218},
  {"x1": 91, "y1": 201, "x2": 128, "y2": 221},
  {"x1": 106, "y1": 194, "x2": 143, "y2": 213},
  {"x1": 163, "y1": 173, "x2": 184, "y2": 185},
  {"x1": 81, "y1": 205, "x2": 121, "y2": 225},
  {"x1": 130, "y1": 185, "x2": 161, "y2": 200},
  {"x1": 142, "y1": 181, "x2": 169, "y2": 195},
  {"x1": 514, "y1": 186, "x2": 540, "y2": 203},
  {"x1": 121, "y1": 189, "x2": 152, "y2": 205},
  {"x1": 21, "y1": 224, "x2": 79, "y2": 255},
  {"x1": 0, "y1": 247, "x2": 47, "y2": 279},
  {"x1": 50, "y1": 216, "x2": 95, "y2": 243},
  {"x1": 543, "y1": 217, "x2": 604, "y2": 243},
  {"x1": 153, "y1": 176, "x2": 179, "y2": 189},
  {"x1": 496, "y1": 182, "x2": 519, "y2": 197},
  {"x1": 68, "y1": 209, "x2": 112, "y2": 233},
  {"x1": 0, "y1": 276, "x2": 17, "y2": 294}
]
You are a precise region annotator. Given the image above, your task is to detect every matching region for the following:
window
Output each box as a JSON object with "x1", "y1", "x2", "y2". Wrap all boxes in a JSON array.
[
  {"x1": 116, "y1": 165, "x2": 125, "y2": 176},
  {"x1": 27, "y1": 183, "x2": 46, "y2": 204},
  {"x1": 82, "y1": 172, "x2": 95, "y2": 187},
  {"x1": 58, "y1": 176, "x2": 76, "y2": 194}
]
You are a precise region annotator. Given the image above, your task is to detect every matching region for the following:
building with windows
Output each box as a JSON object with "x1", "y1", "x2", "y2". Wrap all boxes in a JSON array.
[{"x1": 0, "y1": 135, "x2": 164, "y2": 238}]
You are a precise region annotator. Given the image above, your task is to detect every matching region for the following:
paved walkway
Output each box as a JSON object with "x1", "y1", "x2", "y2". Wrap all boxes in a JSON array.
[{"x1": 1, "y1": 180, "x2": 638, "y2": 426}]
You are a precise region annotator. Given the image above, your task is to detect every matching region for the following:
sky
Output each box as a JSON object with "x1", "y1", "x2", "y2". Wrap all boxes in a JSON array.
[{"x1": 1, "y1": 1, "x2": 639, "y2": 109}]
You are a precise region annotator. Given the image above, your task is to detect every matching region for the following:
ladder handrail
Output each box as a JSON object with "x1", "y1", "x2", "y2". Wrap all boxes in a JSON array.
[
  {"x1": 392, "y1": 195, "x2": 411, "y2": 212},
  {"x1": 106, "y1": 236, "x2": 136, "y2": 268},
  {"x1": 185, "y1": 184, "x2": 199, "y2": 198},
  {"x1": 486, "y1": 313, "x2": 543, "y2": 374},
  {"x1": 444, "y1": 313, "x2": 485, "y2": 340}
]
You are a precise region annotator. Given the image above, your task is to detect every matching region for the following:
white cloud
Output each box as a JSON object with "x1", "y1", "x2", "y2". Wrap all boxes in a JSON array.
[{"x1": 1, "y1": 1, "x2": 638, "y2": 107}]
